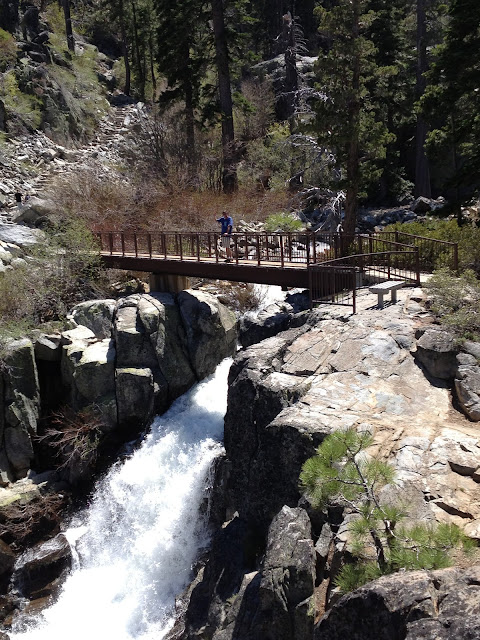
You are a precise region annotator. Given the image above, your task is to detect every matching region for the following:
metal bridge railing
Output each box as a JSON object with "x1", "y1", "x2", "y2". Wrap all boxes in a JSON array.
[
  {"x1": 308, "y1": 265, "x2": 358, "y2": 313},
  {"x1": 94, "y1": 230, "x2": 428, "y2": 271},
  {"x1": 375, "y1": 230, "x2": 458, "y2": 272},
  {"x1": 308, "y1": 248, "x2": 420, "y2": 313}
]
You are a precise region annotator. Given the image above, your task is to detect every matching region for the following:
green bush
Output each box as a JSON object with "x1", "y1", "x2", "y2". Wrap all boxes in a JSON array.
[
  {"x1": 0, "y1": 28, "x2": 17, "y2": 72},
  {"x1": 424, "y1": 268, "x2": 480, "y2": 340},
  {"x1": 264, "y1": 211, "x2": 303, "y2": 232},
  {"x1": 385, "y1": 219, "x2": 480, "y2": 275},
  {"x1": 1, "y1": 71, "x2": 43, "y2": 131}
]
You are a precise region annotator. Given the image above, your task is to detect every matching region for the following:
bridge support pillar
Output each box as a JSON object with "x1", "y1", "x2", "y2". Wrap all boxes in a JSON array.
[{"x1": 149, "y1": 273, "x2": 192, "y2": 294}]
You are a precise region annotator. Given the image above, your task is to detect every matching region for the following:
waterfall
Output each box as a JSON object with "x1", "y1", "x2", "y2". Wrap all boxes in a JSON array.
[{"x1": 10, "y1": 358, "x2": 232, "y2": 640}]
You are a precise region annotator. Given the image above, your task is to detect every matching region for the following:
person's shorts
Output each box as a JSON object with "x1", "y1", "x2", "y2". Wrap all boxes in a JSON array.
[{"x1": 221, "y1": 236, "x2": 231, "y2": 248}]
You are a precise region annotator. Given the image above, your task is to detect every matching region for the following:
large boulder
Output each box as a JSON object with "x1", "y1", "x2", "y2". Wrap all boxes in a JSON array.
[
  {"x1": 0, "y1": 225, "x2": 44, "y2": 248},
  {"x1": 2, "y1": 339, "x2": 40, "y2": 479},
  {"x1": 239, "y1": 299, "x2": 311, "y2": 349},
  {"x1": 68, "y1": 300, "x2": 116, "y2": 339},
  {"x1": 116, "y1": 367, "x2": 154, "y2": 428},
  {"x1": 221, "y1": 326, "x2": 316, "y2": 528},
  {"x1": 249, "y1": 506, "x2": 315, "y2": 640},
  {"x1": 415, "y1": 328, "x2": 459, "y2": 380},
  {"x1": 12, "y1": 534, "x2": 72, "y2": 599},
  {"x1": 178, "y1": 290, "x2": 237, "y2": 380},
  {"x1": 455, "y1": 361, "x2": 480, "y2": 421},
  {"x1": 314, "y1": 566, "x2": 480, "y2": 640},
  {"x1": 137, "y1": 294, "x2": 196, "y2": 403},
  {"x1": 11, "y1": 197, "x2": 58, "y2": 225},
  {"x1": 114, "y1": 297, "x2": 158, "y2": 369},
  {"x1": 61, "y1": 331, "x2": 117, "y2": 426},
  {"x1": 172, "y1": 507, "x2": 315, "y2": 640}
]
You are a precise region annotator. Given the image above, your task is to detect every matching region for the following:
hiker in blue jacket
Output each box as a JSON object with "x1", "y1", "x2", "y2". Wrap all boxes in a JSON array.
[{"x1": 216, "y1": 211, "x2": 233, "y2": 262}]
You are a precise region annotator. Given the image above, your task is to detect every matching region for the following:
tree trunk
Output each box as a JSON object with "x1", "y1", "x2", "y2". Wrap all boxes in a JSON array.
[
  {"x1": 450, "y1": 114, "x2": 462, "y2": 225},
  {"x1": 184, "y1": 66, "x2": 196, "y2": 161},
  {"x1": 211, "y1": 0, "x2": 237, "y2": 193},
  {"x1": 149, "y1": 33, "x2": 156, "y2": 100},
  {"x1": 62, "y1": 0, "x2": 75, "y2": 52},
  {"x1": 415, "y1": 0, "x2": 431, "y2": 198},
  {"x1": 284, "y1": 7, "x2": 298, "y2": 126},
  {"x1": 130, "y1": 0, "x2": 145, "y2": 100},
  {"x1": 343, "y1": 0, "x2": 361, "y2": 239},
  {"x1": 121, "y1": 25, "x2": 131, "y2": 96}
]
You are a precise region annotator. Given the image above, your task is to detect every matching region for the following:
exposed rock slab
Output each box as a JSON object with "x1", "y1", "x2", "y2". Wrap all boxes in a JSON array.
[{"x1": 314, "y1": 566, "x2": 480, "y2": 640}]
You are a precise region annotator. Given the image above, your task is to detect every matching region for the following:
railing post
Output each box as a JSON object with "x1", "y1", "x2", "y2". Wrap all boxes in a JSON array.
[
  {"x1": 234, "y1": 236, "x2": 239, "y2": 264},
  {"x1": 208, "y1": 233, "x2": 212, "y2": 258},
  {"x1": 162, "y1": 233, "x2": 167, "y2": 258},
  {"x1": 352, "y1": 270, "x2": 356, "y2": 314},
  {"x1": 308, "y1": 264, "x2": 313, "y2": 309},
  {"x1": 387, "y1": 252, "x2": 391, "y2": 279},
  {"x1": 134, "y1": 232, "x2": 138, "y2": 257},
  {"x1": 280, "y1": 233, "x2": 284, "y2": 268},
  {"x1": 121, "y1": 233, "x2": 125, "y2": 256},
  {"x1": 147, "y1": 233, "x2": 152, "y2": 258},
  {"x1": 196, "y1": 234, "x2": 200, "y2": 261},
  {"x1": 109, "y1": 233, "x2": 114, "y2": 256},
  {"x1": 215, "y1": 234, "x2": 219, "y2": 263},
  {"x1": 415, "y1": 247, "x2": 421, "y2": 285},
  {"x1": 179, "y1": 233, "x2": 183, "y2": 261},
  {"x1": 265, "y1": 232, "x2": 269, "y2": 262},
  {"x1": 306, "y1": 233, "x2": 311, "y2": 266},
  {"x1": 312, "y1": 232, "x2": 316, "y2": 264},
  {"x1": 453, "y1": 243, "x2": 459, "y2": 273},
  {"x1": 257, "y1": 233, "x2": 261, "y2": 266}
]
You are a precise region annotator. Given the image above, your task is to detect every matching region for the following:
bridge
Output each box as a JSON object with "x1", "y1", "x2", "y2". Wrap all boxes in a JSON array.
[{"x1": 95, "y1": 229, "x2": 458, "y2": 313}]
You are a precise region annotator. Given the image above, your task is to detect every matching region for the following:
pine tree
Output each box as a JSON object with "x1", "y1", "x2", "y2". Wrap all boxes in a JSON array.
[
  {"x1": 155, "y1": 0, "x2": 208, "y2": 153},
  {"x1": 312, "y1": 0, "x2": 393, "y2": 235},
  {"x1": 300, "y1": 429, "x2": 474, "y2": 592},
  {"x1": 422, "y1": 0, "x2": 480, "y2": 209},
  {"x1": 211, "y1": 0, "x2": 237, "y2": 193}
]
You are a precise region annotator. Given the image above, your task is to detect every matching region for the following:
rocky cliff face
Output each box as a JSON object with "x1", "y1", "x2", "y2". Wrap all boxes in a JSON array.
[
  {"x1": 172, "y1": 286, "x2": 480, "y2": 640},
  {"x1": 315, "y1": 565, "x2": 480, "y2": 640},
  {"x1": 0, "y1": 290, "x2": 237, "y2": 484}
]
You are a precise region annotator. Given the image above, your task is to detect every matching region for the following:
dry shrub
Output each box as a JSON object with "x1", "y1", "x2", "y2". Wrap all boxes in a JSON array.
[
  {"x1": 38, "y1": 406, "x2": 105, "y2": 477},
  {"x1": 47, "y1": 169, "x2": 164, "y2": 231},
  {"x1": 0, "y1": 219, "x2": 107, "y2": 328},
  {"x1": 0, "y1": 493, "x2": 67, "y2": 551},
  {"x1": 216, "y1": 282, "x2": 268, "y2": 313},
  {"x1": 47, "y1": 167, "x2": 289, "y2": 232}
]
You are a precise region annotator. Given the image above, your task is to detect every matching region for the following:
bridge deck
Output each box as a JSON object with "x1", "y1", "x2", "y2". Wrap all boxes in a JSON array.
[{"x1": 100, "y1": 250, "x2": 311, "y2": 288}]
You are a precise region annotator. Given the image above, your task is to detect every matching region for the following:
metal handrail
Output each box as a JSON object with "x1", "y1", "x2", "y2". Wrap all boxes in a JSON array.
[
  {"x1": 94, "y1": 230, "x2": 426, "y2": 270},
  {"x1": 375, "y1": 230, "x2": 458, "y2": 272},
  {"x1": 320, "y1": 250, "x2": 420, "y2": 285}
]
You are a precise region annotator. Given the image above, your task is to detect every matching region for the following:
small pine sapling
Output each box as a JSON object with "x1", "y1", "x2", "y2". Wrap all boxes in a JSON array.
[{"x1": 300, "y1": 429, "x2": 474, "y2": 591}]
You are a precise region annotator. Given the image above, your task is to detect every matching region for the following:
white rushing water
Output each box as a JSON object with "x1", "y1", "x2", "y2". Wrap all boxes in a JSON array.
[{"x1": 11, "y1": 358, "x2": 232, "y2": 640}]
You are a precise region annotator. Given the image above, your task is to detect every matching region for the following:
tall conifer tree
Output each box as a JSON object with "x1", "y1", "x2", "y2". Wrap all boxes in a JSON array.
[
  {"x1": 313, "y1": 0, "x2": 392, "y2": 235},
  {"x1": 422, "y1": 0, "x2": 480, "y2": 207}
]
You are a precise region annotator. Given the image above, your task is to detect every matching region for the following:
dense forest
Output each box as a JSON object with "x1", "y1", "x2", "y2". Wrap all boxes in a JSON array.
[{"x1": 1, "y1": 0, "x2": 480, "y2": 232}]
